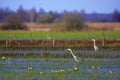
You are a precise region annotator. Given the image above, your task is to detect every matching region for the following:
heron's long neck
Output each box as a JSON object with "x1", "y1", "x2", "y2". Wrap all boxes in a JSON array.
[
  {"x1": 69, "y1": 50, "x2": 79, "y2": 63},
  {"x1": 70, "y1": 50, "x2": 75, "y2": 57},
  {"x1": 93, "y1": 41, "x2": 96, "y2": 46}
]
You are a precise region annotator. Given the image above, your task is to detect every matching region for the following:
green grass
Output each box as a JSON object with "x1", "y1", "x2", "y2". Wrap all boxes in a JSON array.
[
  {"x1": 0, "y1": 72, "x2": 120, "y2": 80},
  {"x1": 0, "y1": 69, "x2": 120, "y2": 80},
  {"x1": 0, "y1": 31, "x2": 119, "y2": 39}
]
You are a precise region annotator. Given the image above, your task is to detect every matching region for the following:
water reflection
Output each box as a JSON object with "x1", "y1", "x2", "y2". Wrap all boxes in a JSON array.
[{"x1": 0, "y1": 49, "x2": 120, "y2": 54}]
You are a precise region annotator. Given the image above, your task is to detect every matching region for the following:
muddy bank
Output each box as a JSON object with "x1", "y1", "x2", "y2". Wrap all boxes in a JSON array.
[{"x1": 0, "y1": 39, "x2": 120, "y2": 50}]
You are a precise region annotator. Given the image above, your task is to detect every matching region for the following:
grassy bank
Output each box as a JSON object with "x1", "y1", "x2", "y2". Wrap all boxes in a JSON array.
[{"x1": 0, "y1": 31, "x2": 120, "y2": 39}]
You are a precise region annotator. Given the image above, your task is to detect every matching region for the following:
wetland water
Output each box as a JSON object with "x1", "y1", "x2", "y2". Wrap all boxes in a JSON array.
[
  {"x1": 0, "y1": 49, "x2": 120, "y2": 80},
  {"x1": 0, "y1": 58, "x2": 120, "y2": 80},
  {"x1": 0, "y1": 39, "x2": 120, "y2": 80},
  {"x1": 0, "y1": 49, "x2": 120, "y2": 54}
]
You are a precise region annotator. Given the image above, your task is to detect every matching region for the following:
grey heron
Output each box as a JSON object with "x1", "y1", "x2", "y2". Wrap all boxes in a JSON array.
[
  {"x1": 92, "y1": 39, "x2": 99, "y2": 51},
  {"x1": 66, "y1": 48, "x2": 79, "y2": 63}
]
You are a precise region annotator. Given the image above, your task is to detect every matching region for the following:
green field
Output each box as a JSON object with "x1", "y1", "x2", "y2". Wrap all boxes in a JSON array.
[{"x1": 0, "y1": 31, "x2": 119, "y2": 39}]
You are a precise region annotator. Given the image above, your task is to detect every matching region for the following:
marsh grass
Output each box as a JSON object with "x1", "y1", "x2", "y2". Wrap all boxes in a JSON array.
[{"x1": 0, "y1": 69, "x2": 120, "y2": 80}]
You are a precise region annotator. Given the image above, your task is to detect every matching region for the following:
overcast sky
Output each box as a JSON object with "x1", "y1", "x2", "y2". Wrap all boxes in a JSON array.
[{"x1": 0, "y1": 0, "x2": 120, "y2": 13}]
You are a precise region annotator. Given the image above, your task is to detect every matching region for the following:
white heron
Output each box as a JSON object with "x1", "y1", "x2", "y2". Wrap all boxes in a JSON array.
[
  {"x1": 66, "y1": 48, "x2": 79, "y2": 63},
  {"x1": 92, "y1": 39, "x2": 99, "y2": 51}
]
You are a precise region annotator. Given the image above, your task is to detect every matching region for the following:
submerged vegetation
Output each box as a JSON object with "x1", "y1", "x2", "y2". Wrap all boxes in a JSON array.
[{"x1": 0, "y1": 58, "x2": 120, "y2": 80}]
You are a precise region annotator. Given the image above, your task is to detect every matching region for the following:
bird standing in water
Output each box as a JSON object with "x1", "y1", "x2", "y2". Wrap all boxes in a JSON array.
[
  {"x1": 66, "y1": 48, "x2": 79, "y2": 63},
  {"x1": 92, "y1": 39, "x2": 99, "y2": 51}
]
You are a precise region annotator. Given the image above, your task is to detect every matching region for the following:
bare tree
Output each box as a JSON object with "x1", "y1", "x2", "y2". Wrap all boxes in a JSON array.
[
  {"x1": 17, "y1": 6, "x2": 27, "y2": 22},
  {"x1": 28, "y1": 8, "x2": 37, "y2": 22},
  {"x1": 112, "y1": 10, "x2": 120, "y2": 22}
]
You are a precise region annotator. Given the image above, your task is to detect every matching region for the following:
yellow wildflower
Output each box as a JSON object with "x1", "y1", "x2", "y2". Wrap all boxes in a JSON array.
[
  {"x1": 39, "y1": 71, "x2": 44, "y2": 75},
  {"x1": 97, "y1": 66, "x2": 100, "y2": 69},
  {"x1": 109, "y1": 70, "x2": 112, "y2": 75},
  {"x1": 27, "y1": 66, "x2": 32, "y2": 71},
  {"x1": 74, "y1": 66, "x2": 79, "y2": 71},
  {"x1": 2, "y1": 56, "x2": 5, "y2": 60},
  {"x1": 51, "y1": 70, "x2": 54, "y2": 73},
  {"x1": 91, "y1": 65, "x2": 95, "y2": 69},
  {"x1": 60, "y1": 69, "x2": 65, "y2": 72}
]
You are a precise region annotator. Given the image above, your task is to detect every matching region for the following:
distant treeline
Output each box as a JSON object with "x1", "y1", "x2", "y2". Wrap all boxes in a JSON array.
[
  {"x1": 0, "y1": 6, "x2": 120, "y2": 23},
  {"x1": 0, "y1": 6, "x2": 120, "y2": 30}
]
